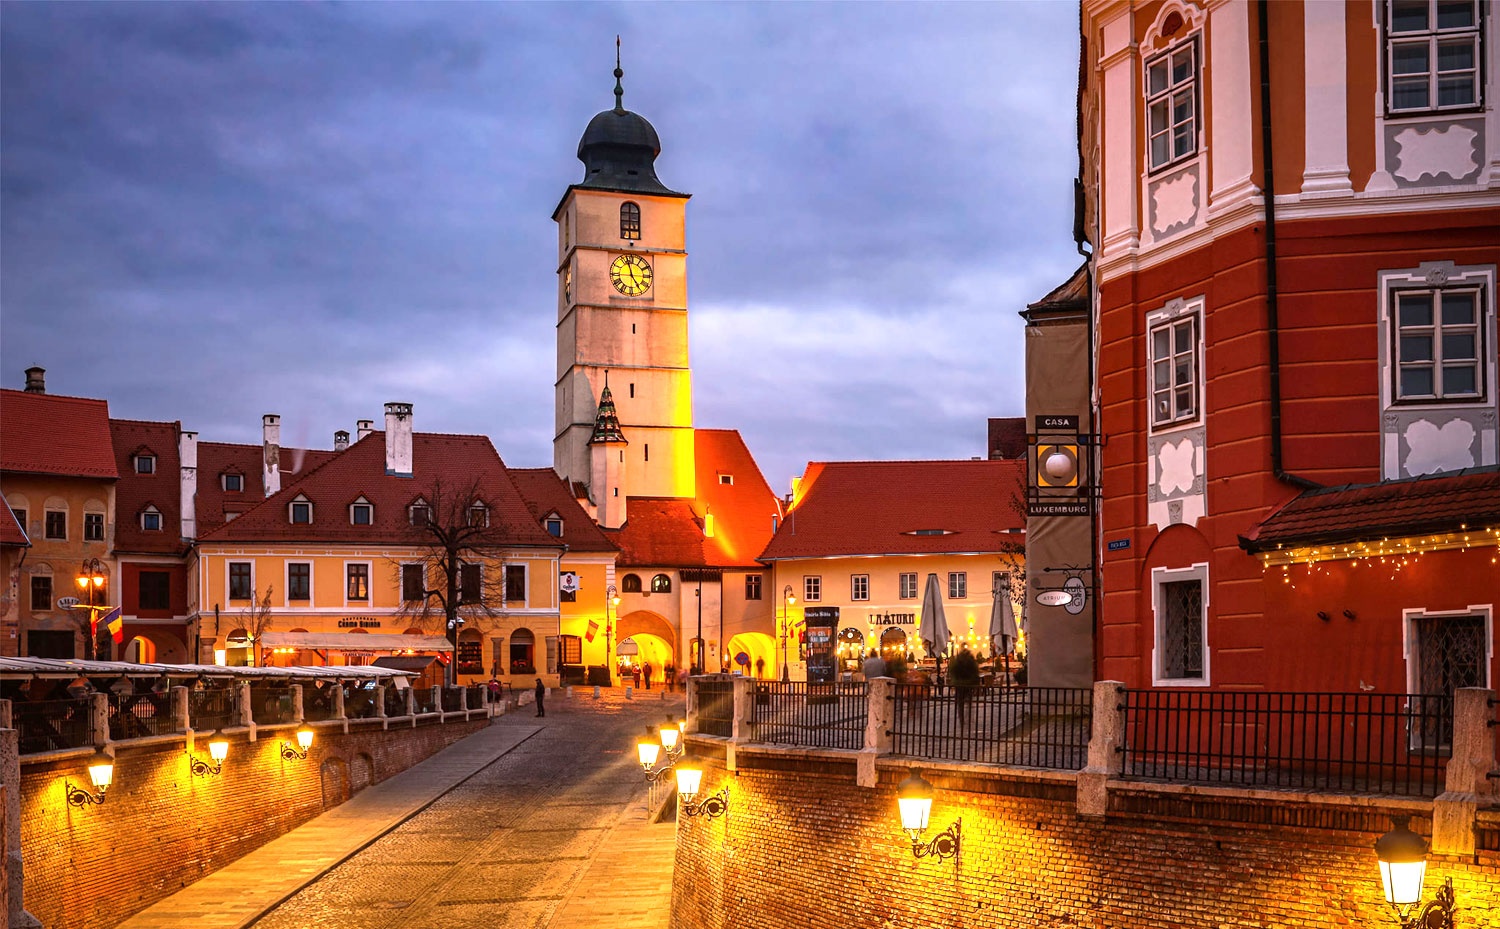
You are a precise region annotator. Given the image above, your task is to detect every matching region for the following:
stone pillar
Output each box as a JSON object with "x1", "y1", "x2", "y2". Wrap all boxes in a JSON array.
[
  {"x1": 685, "y1": 677, "x2": 700, "y2": 734},
  {"x1": 2, "y1": 727, "x2": 41, "y2": 928},
  {"x1": 1432, "y1": 687, "x2": 1495, "y2": 856},
  {"x1": 405, "y1": 687, "x2": 417, "y2": 727},
  {"x1": 727, "y1": 676, "x2": 755, "y2": 773},
  {"x1": 0, "y1": 699, "x2": 10, "y2": 729},
  {"x1": 290, "y1": 684, "x2": 304, "y2": 723},
  {"x1": 373, "y1": 685, "x2": 387, "y2": 718},
  {"x1": 458, "y1": 685, "x2": 468, "y2": 712},
  {"x1": 236, "y1": 681, "x2": 252, "y2": 726},
  {"x1": 1076, "y1": 680, "x2": 1125, "y2": 818},
  {"x1": 171, "y1": 686, "x2": 189, "y2": 733},
  {"x1": 90, "y1": 692, "x2": 109, "y2": 747},
  {"x1": 857, "y1": 677, "x2": 895, "y2": 788}
]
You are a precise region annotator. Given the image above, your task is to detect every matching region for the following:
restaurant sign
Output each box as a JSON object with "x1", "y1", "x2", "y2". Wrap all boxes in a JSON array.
[{"x1": 338, "y1": 617, "x2": 383, "y2": 629}]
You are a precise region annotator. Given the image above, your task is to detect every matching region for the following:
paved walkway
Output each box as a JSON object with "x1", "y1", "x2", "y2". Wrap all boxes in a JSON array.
[
  {"x1": 547, "y1": 794, "x2": 676, "y2": 929},
  {"x1": 117, "y1": 720, "x2": 543, "y2": 929}
]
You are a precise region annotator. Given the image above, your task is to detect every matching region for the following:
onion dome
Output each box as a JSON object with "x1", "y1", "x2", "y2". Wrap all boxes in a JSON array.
[{"x1": 574, "y1": 39, "x2": 684, "y2": 196}]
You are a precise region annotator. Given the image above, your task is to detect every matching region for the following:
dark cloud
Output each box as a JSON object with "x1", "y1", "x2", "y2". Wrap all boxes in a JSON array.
[{"x1": 1, "y1": 1, "x2": 1081, "y2": 492}]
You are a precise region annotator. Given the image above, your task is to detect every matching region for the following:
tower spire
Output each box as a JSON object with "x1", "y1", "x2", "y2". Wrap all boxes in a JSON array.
[
  {"x1": 613, "y1": 36, "x2": 625, "y2": 112},
  {"x1": 589, "y1": 374, "x2": 627, "y2": 445}
]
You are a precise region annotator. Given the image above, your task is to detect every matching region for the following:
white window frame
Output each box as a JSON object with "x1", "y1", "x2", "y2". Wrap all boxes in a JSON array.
[
  {"x1": 745, "y1": 573, "x2": 762, "y2": 601},
  {"x1": 851, "y1": 574, "x2": 870, "y2": 601},
  {"x1": 1378, "y1": 264, "x2": 1497, "y2": 412},
  {"x1": 505, "y1": 563, "x2": 528, "y2": 604},
  {"x1": 349, "y1": 497, "x2": 374, "y2": 526},
  {"x1": 409, "y1": 499, "x2": 431, "y2": 527},
  {"x1": 344, "y1": 560, "x2": 373, "y2": 605},
  {"x1": 1149, "y1": 313, "x2": 1201, "y2": 429},
  {"x1": 288, "y1": 495, "x2": 313, "y2": 525},
  {"x1": 134, "y1": 454, "x2": 156, "y2": 475},
  {"x1": 1401, "y1": 603, "x2": 1493, "y2": 693},
  {"x1": 719, "y1": 474, "x2": 734, "y2": 485},
  {"x1": 226, "y1": 560, "x2": 255, "y2": 602},
  {"x1": 544, "y1": 513, "x2": 564, "y2": 537},
  {"x1": 285, "y1": 561, "x2": 313, "y2": 603},
  {"x1": 1150, "y1": 562, "x2": 1211, "y2": 687},
  {"x1": 140, "y1": 506, "x2": 162, "y2": 532},
  {"x1": 899, "y1": 573, "x2": 918, "y2": 600},
  {"x1": 468, "y1": 502, "x2": 489, "y2": 527},
  {"x1": 1383, "y1": 0, "x2": 1484, "y2": 116},
  {"x1": 947, "y1": 572, "x2": 967, "y2": 600},
  {"x1": 222, "y1": 472, "x2": 244, "y2": 492},
  {"x1": 1390, "y1": 285, "x2": 1487, "y2": 403},
  {"x1": 803, "y1": 575, "x2": 821, "y2": 603},
  {"x1": 1144, "y1": 37, "x2": 1199, "y2": 172}
]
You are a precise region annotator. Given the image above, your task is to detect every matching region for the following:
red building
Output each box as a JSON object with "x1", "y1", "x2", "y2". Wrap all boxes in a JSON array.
[{"x1": 1078, "y1": 0, "x2": 1500, "y2": 695}]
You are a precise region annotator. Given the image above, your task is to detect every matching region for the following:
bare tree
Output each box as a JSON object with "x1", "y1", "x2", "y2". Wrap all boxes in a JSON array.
[
  {"x1": 393, "y1": 477, "x2": 519, "y2": 685},
  {"x1": 241, "y1": 585, "x2": 275, "y2": 667}
]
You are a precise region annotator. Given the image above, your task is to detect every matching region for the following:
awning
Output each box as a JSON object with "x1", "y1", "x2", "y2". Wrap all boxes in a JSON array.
[
  {"x1": 258, "y1": 632, "x2": 454, "y2": 652},
  {"x1": 371, "y1": 655, "x2": 441, "y2": 673}
]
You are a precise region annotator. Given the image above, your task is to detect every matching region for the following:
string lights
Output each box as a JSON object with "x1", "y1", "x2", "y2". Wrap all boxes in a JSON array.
[{"x1": 1255, "y1": 526, "x2": 1500, "y2": 589}]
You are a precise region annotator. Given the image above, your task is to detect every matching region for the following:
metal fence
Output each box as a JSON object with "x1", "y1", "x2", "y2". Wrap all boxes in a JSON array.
[
  {"x1": 411, "y1": 687, "x2": 439, "y2": 715},
  {"x1": 250, "y1": 684, "x2": 296, "y2": 725},
  {"x1": 750, "y1": 682, "x2": 868, "y2": 749},
  {"x1": 892, "y1": 684, "x2": 1093, "y2": 768},
  {"x1": 189, "y1": 687, "x2": 236, "y2": 732},
  {"x1": 108, "y1": 692, "x2": 176, "y2": 740},
  {"x1": 465, "y1": 685, "x2": 487, "y2": 710},
  {"x1": 441, "y1": 687, "x2": 462, "y2": 712},
  {"x1": 696, "y1": 678, "x2": 735, "y2": 737},
  {"x1": 344, "y1": 685, "x2": 382, "y2": 719},
  {"x1": 303, "y1": 684, "x2": 339, "y2": 721},
  {"x1": 1120, "y1": 690, "x2": 1453, "y2": 797},
  {"x1": 384, "y1": 686, "x2": 409, "y2": 717},
  {"x1": 14, "y1": 697, "x2": 94, "y2": 753}
]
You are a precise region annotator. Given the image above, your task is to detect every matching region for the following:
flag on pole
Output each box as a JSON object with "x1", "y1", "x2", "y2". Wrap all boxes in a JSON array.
[{"x1": 100, "y1": 607, "x2": 124, "y2": 643}]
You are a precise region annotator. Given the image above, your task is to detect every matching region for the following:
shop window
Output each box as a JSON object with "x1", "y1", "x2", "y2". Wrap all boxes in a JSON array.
[
  {"x1": 457, "y1": 629, "x2": 484, "y2": 675},
  {"x1": 229, "y1": 562, "x2": 252, "y2": 600},
  {"x1": 510, "y1": 627, "x2": 536, "y2": 674},
  {"x1": 139, "y1": 571, "x2": 171, "y2": 611},
  {"x1": 1384, "y1": 0, "x2": 1482, "y2": 114}
]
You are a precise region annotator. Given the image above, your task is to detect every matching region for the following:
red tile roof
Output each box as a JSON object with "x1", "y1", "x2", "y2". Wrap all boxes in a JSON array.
[
  {"x1": 759, "y1": 459, "x2": 1027, "y2": 560},
  {"x1": 110, "y1": 418, "x2": 186, "y2": 554},
  {"x1": 988, "y1": 417, "x2": 1027, "y2": 460},
  {"x1": 0, "y1": 389, "x2": 118, "y2": 478},
  {"x1": 196, "y1": 440, "x2": 336, "y2": 536},
  {"x1": 198, "y1": 431, "x2": 561, "y2": 548},
  {"x1": 0, "y1": 492, "x2": 27, "y2": 546},
  {"x1": 607, "y1": 429, "x2": 781, "y2": 568},
  {"x1": 1240, "y1": 465, "x2": 1500, "y2": 552},
  {"x1": 508, "y1": 468, "x2": 618, "y2": 554}
]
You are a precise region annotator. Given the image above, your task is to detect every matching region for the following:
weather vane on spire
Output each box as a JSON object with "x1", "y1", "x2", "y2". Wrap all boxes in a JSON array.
[{"x1": 613, "y1": 35, "x2": 625, "y2": 112}]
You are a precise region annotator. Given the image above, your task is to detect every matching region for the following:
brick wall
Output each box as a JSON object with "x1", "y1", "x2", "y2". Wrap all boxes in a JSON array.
[
  {"x1": 670, "y1": 743, "x2": 1500, "y2": 929},
  {"x1": 22, "y1": 717, "x2": 487, "y2": 929}
]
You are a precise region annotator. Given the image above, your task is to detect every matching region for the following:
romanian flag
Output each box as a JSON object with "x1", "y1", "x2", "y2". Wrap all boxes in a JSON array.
[{"x1": 100, "y1": 607, "x2": 124, "y2": 644}]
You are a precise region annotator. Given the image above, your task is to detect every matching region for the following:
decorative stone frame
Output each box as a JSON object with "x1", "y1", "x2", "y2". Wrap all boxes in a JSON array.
[
  {"x1": 1150, "y1": 561, "x2": 1211, "y2": 687},
  {"x1": 1144, "y1": 296, "x2": 1208, "y2": 529}
]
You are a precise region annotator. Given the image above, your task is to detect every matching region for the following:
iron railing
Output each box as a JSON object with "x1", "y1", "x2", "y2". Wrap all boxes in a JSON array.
[
  {"x1": 189, "y1": 687, "x2": 236, "y2": 732},
  {"x1": 441, "y1": 687, "x2": 462, "y2": 712},
  {"x1": 465, "y1": 685, "x2": 487, "y2": 710},
  {"x1": 411, "y1": 687, "x2": 439, "y2": 715},
  {"x1": 344, "y1": 685, "x2": 382, "y2": 719},
  {"x1": 384, "y1": 686, "x2": 410, "y2": 717},
  {"x1": 108, "y1": 691, "x2": 176, "y2": 740},
  {"x1": 750, "y1": 682, "x2": 868, "y2": 749},
  {"x1": 250, "y1": 684, "x2": 295, "y2": 725},
  {"x1": 696, "y1": 678, "x2": 735, "y2": 738},
  {"x1": 302, "y1": 684, "x2": 339, "y2": 721},
  {"x1": 892, "y1": 684, "x2": 1093, "y2": 769},
  {"x1": 14, "y1": 697, "x2": 93, "y2": 753},
  {"x1": 1120, "y1": 690, "x2": 1453, "y2": 797}
]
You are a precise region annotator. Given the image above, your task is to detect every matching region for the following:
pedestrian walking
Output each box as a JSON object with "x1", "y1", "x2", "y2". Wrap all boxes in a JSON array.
[
  {"x1": 862, "y1": 650, "x2": 887, "y2": 680},
  {"x1": 643, "y1": 661, "x2": 653, "y2": 689},
  {"x1": 632, "y1": 665, "x2": 641, "y2": 689},
  {"x1": 534, "y1": 678, "x2": 546, "y2": 717},
  {"x1": 664, "y1": 662, "x2": 675, "y2": 692}
]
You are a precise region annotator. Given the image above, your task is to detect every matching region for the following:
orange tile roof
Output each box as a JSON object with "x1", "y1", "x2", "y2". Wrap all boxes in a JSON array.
[
  {"x1": 759, "y1": 459, "x2": 1027, "y2": 560},
  {"x1": 110, "y1": 418, "x2": 186, "y2": 554},
  {"x1": 0, "y1": 389, "x2": 118, "y2": 478},
  {"x1": 198, "y1": 431, "x2": 560, "y2": 548},
  {"x1": 1240, "y1": 465, "x2": 1500, "y2": 552},
  {"x1": 508, "y1": 468, "x2": 618, "y2": 554},
  {"x1": 0, "y1": 492, "x2": 27, "y2": 546}
]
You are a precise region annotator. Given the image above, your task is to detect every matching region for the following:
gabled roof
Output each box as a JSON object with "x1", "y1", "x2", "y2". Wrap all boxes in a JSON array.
[
  {"x1": 198, "y1": 431, "x2": 561, "y2": 548},
  {"x1": 1240, "y1": 465, "x2": 1500, "y2": 552},
  {"x1": 609, "y1": 498, "x2": 715, "y2": 568},
  {"x1": 509, "y1": 468, "x2": 618, "y2": 554},
  {"x1": 0, "y1": 492, "x2": 27, "y2": 546},
  {"x1": 110, "y1": 418, "x2": 186, "y2": 554},
  {"x1": 195, "y1": 441, "x2": 336, "y2": 536},
  {"x1": 0, "y1": 389, "x2": 117, "y2": 479},
  {"x1": 1026, "y1": 261, "x2": 1090, "y2": 313},
  {"x1": 759, "y1": 459, "x2": 1027, "y2": 560}
]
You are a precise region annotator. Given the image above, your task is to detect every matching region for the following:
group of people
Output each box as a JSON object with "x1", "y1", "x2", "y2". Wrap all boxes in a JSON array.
[{"x1": 622, "y1": 660, "x2": 679, "y2": 691}]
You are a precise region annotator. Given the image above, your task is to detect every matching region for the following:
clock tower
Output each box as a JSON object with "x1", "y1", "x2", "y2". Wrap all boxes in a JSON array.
[{"x1": 553, "y1": 52, "x2": 695, "y2": 513}]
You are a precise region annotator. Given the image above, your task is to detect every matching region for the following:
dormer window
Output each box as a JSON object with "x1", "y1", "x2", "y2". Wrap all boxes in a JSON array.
[
  {"x1": 289, "y1": 495, "x2": 313, "y2": 525},
  {"x1": 409, "y1": 499, "x2": 431, "y2": 527},
  {"x1": 222, "y1": 473, "x2": 243, "y2": 492},
  {"x1": 718, "y1": 474, "x2": 734, "y2": 485},
  {"x1": 468, "y1": 502, "x2": 489, "y2": 527},
  {"x1": 544, "y1": 514, "x2": 563, "y2": 537},
  {"x1": 134, "y1": 454, "x2": 156, "y2": 475},
  {"x1": 350, "y1": 497, "x2": 374, "y2": 526},
  {"x1": 140, "y1": 506, "x2": 162, "y2": 531},
  {"x1": 620, "y1": 201, "x2": 641, "y2": 240}
]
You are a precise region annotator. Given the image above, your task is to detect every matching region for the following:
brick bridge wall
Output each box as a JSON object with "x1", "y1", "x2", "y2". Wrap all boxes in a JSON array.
[
  {"x1": 22, "y1": 717, "x2": 488, "y2": 929},
  {"x1": 669, "y1": 740, "x2": 1500, "y2": 929}
]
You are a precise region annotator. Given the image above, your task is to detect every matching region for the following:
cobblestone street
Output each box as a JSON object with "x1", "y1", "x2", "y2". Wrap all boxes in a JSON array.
[{"x1": 245, "y1": 690, "x2": 682, "y2": 929}]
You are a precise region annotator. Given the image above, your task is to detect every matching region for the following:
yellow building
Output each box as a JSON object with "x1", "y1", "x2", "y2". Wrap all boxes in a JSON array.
[{"x1": 760, "y1": 459, "x2": 1028, "y2": 681}]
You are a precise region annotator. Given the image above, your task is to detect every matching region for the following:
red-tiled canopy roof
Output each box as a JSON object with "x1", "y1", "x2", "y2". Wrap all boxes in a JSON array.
[
  {"x1": 509, "y1": 468, "x2": 618, "y2": 554},
  {"x1": 1240, "y1": 466, "x2": 1500, "y2": 552},
  {"x1": 111, "y1": 418, "x2": 185, "y2": 554},
  {"x1": 760, "y1": 459, "x2": 1027, "y2": 560},
  {"x1": 0, "y1": 389, "x2": 117, "y2": 478}
]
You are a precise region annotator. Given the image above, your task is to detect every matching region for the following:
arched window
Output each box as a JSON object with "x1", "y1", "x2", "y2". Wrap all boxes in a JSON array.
[
  {"x1": 510, "y1": 627, "x2": 536, "y2": 674},
  {"x1": 621, "y1": 573, "x2": 642, "y2": 593},
  {"x1": 620, "y1": 202, "x2": 641, "y2": 240},
  {"x1": 651, "y1": 574, "x2": 672, "y2": 593}
]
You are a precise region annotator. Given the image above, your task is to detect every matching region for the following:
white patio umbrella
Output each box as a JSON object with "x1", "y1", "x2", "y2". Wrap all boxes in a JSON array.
[
  {"x1": 918, "y1": 573, "x2": 951, "y2": 663},
  {"x1": 989, "y1": 585, "x2": 1019, "y2": 655}
]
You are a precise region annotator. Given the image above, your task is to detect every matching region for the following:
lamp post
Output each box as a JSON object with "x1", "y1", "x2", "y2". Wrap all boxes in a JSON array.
[
  {"x1": 65, "y1": 748, "x2": 115, "y2": 808},
  {"x1": 897, "y1": 770, "x2": 961, "y2": 867},
  {"x1": 780, "y1": 585, "x2": 796, "y2": 682},
  {"x1": 75, "y1": 557, "x2": 108, "y2": 660},
  {"x1": 1374, "y1": 817, "x2": 1456, "y2": 929},
  {"x1": 605, "y1": 584, "x2": 619, "y2": 685},
  {"x1": 280, "y1": 724, "x2": 315, "y2": 761},
  {"x1": 188, "y1": 730, "x2": 230, "y2": 777},
  {"x1": 673, "y1": 762, "x2": 729, "y2": 820}
]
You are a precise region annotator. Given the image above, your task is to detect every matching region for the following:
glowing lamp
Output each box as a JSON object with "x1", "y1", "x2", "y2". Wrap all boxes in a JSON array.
[
  {"x1": 787, "y1": 595, "x2": 796, "y2": 606},
  {"x1": 66, "y1": 748, "x2": 115, "y2": 808},
  {"x1": 637, "y1": 728, "x2": 661, "y2": 768},
  {"x1": 76, "y1": 576, "x2": 90, "y2": 590},
  {"x1": 675, "y1": 765, "x2": 703, "y2": 802},
  {"x1": 660, "y1": 726, "x2": 680, "y2": 752},
  {"x1": 93, "y1": 574, "x2": 106, "y2": 587},
  {"x1": 296, "y1": 724, "x2": 314, "y2": 751},
  {"x1": 676, "y1": 718, "x2": 686, "y2": 735},
  {"x1": 208, "y1": 731, "x2": 230, "y2": 763},
  {"x1": 1373, "y1": 817, "x2": 1455, "y2": 928},
  {"x1": 896, "y1": 770, "x2": 961, "y2": 864}
]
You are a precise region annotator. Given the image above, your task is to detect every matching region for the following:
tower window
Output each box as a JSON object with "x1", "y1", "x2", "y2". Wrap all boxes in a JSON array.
[
  {"x1": 629, "y1": 383, "x2": 634, "y2": 398},
  {"x1": 644, "y1": 444, "x2": 649, "y2": 462},
  {"x1": 620, "y1": 202, "x2": 641, "y2": 240}
]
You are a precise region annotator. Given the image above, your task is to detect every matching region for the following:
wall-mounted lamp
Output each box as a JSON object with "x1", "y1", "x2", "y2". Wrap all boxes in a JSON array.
[
  {"x1": 65, "y1": 748, "x2": 115, "y2": 808},
  {"x1": 674, "y1": 764, "x2": 728, "y2": 819},
  {"x1": 281, "y1": 724, "x2": 314, "y2": 761},
  {"x1": 1375, "y1": 817, "x2": 1455, "y2": 929},
  {"x1": 661, "y1": 715, "x2": 684, "y2": 759},
  {"x1": 189, "y1": 730, "x2": 230, "y2": 777},
  {"x1": 897, "y1": 771, "x2": 961, "y2": 865},
  {"x1": 637, "y1": 726, "x2": 662, "y2": 771}
]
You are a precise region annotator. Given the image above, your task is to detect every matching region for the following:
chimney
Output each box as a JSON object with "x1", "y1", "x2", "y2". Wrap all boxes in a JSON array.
[
  {"x1": 262, "y1": 414, "x2": 282, "y2": 497},
  {"x1": 384, "y1": 402, "x2": 413, "y2": 477},
  {"x1": 179, "y1": 430, "x2": 198, "y2": 539},
  {"x1": 333, "y1": 430, "x2": 350, "y2": 452},
  {"x1": 23, "y1": 366, "x2": 45, "y2": 393},
  {"x1": 356, "y1": 419, "x2": 375, "y2": 441}
]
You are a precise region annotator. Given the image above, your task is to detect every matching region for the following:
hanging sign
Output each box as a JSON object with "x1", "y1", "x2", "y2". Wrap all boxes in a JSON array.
[
  {"x1": 1035, "y1": 590, "x2": 1074, "y2": 607},
  {"x1": 1038, "y1": 414, "x2": 1079, "y2": 431},
  {"x1": 56, "y1": 597, "x2": 81, "y2": 610},
  {"x1": 559, "y1": 572, "x2": 580, "y2": 594}
]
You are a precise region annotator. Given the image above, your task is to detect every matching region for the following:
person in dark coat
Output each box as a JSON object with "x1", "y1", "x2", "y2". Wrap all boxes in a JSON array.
[
  {"x1": 642, "y1": 661, "x2": 653, "y2": 689},
  {"x1": 534, "y1": 678, "x2": 545, "y2": 717}
]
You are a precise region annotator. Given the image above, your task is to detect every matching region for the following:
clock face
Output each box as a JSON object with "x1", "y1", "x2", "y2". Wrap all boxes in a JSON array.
[{"x1": 610, "y1": 253, "x2": 652, "y2": 296}]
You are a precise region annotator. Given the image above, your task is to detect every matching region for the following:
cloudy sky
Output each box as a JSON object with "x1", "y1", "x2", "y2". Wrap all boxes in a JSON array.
[{"x1": 2, "y1": 1, "x2": 1082, "y2": 492}]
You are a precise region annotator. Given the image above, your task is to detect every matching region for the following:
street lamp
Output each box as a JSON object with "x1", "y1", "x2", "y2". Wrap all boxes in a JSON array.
[
  {"x1": 897, "y1": 771, "x2": 961, "y2": 865},
  {"x1": 189, "y1": 730, "x2": 230, "y2": 777},
  {"x1": 1374, "y1": 817, "x2": 1455, "y2": 928},
  {"x1": 65, "y1": 748, "x2": 115, "y2": 808},
  {"x1": 606, "y1": 584, "x2": 619, "y2": 684},
  {"x1": 280, "y1": 724, "x2": 315, "y2": 761},
  {"x1": 780, "y1": 585, "x2": 797, "y2": 682},
  {"x1": 76, "y1": 557, "x2": 108, "y2": 661},
  {"x1": 673, "y1": 762, "x2": 728, "y2": 819},
  {"x1": 660, "y1": 715, "x2": 683, "y2": 757}
]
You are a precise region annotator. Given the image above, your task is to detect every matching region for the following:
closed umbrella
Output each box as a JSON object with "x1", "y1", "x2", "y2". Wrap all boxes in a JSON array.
[
  {"x1": 919, "y1": 574, "x2": 951, "y2": 682},
  {"x1": 989, "y1": 585, "x2": 1019, "y2": 655}
]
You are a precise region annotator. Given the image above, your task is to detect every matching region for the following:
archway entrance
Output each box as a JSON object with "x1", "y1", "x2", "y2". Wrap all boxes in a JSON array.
[
  {"x1": 879, "y1": 627, "x2": 908, "y2": 660},
  {"x1": 614, "y1": 610, "x2": 676, "y2": 683},
  {"x1": 837, "y1": 627, "x2": 866, "y2": 673},
  {"x1": 726, "y1": 632, "x2": 777, "y2": 678},
  {"x1": 618, "y1": 633, "x2": 672, "y2": 688}
]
